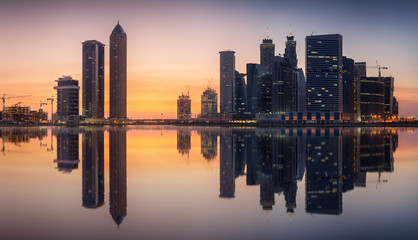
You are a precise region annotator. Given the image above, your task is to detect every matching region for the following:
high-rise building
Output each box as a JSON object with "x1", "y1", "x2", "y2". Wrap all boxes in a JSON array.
[
  {"x1": 354, "y1": 62, "x2": 367, "y2": 119},
  {"x1": 342, "y1": 57, "x2": 356, "y2": 118},
  {"x1": 109, "y1": 22, "x2": 127, "y2": 119},
  {"x1": 246, "y1": 63, "x2": 269, "y2": 114},
  {"x1": 82, "y1": 40, "x2": 105, "y2": 118},
  {"x1": 360, "y1": 77, "x2": 385, "y2": 121},
  {"x1": 306, "y1": 34, "x2": 343, "y2": 112},
  {"x1": 284, "y1": 32, "x2": 297, "y2": 68},
  {"x1": 298, "y1": 68, "x2": 306, "y2": 112},
  {"x1": 383, "y1": 77, "x2": 394, "y2": 118},
  {"x1": 201, "y1": 87, "x2": 217, "y2": 117},
  {"x1": 219, "y1": 50, "x2": 235, "y2": 113},
  {"x1": 235, "y1": 71, "x2": 247, "y2": 114},
  {"x1": 54, "y1": 76, "x2": 80, "y2": 122},
  {"x1": 109, "y1": 129, "x2": 127, "y2": 227},
  {"x1": 177, "y1": 93, "x2": 191, "y2": 119},
  {"x1": 272, "y1": 59, "x2": 298, "y2": 113},
  {"x1": 260, "y1": 34, "x2": 275, "y2": 71},
  {"x1": 82, "y1": 130, "x2": 104, "y2": 209}
]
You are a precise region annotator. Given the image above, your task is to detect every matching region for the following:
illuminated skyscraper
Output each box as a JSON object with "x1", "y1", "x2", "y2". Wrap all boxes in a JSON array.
[
  {"x1": 82, "y1": 40, "x2": 105, "y2": 118},
  {"x1": 219, "y1": 50, "x2": 235, "y2": 113},
  {"x1": 306, "y1": 34, "x2": 343, "y2": 112},
  {"x1": 109, "y1": 22, "x2": 127, "y2": 119},
  {"x1": 260, "y1": 33, "x2": 275, "y2": 71}
]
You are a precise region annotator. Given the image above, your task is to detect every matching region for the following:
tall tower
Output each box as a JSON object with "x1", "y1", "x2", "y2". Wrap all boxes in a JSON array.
[
  {"x1": 82, "y1": 40, "x2": 105, "y2": 118},
  {"x1": 260, "y1": 31, "x2": 275, "y2": 71},
  {"x1": 219, "y1": 50, "x2": 235, "y2": 113},
  {"x1": 305, "y1": 34, "x2": 343, "y2": 112},
  {"x1": 109, "y1": 22, "x2": 127, "y2": 119},
  {"x1": 284, "y1": 31, "x2": 297, "y2": 68}
]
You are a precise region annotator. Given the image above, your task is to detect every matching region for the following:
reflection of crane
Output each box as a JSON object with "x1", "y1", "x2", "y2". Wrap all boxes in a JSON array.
[
  {"x1": 1, "y1": 94, "x2": 31, "y2": 111},
  {"x1": 367, "y1": 61, "x2": 388, "y2": 77},
  {"x1": 47, "y1": 97, "x2": 55, "y2": 120}
]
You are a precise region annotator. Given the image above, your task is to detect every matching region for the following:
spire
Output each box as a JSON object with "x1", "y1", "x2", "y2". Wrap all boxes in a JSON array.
[
  {"x1": 266, "y1": 27, "x2": 270, "y2": 39},
  {"x1": 288, "y1": 24, "x2": 293, "y2": 37},
  {"x1": 112, "y1": 21, "x2": 125, "y2": 34}
]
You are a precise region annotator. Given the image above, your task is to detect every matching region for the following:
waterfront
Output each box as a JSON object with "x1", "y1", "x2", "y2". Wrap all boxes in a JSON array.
[{"x1": 1, "y1": 126, "x2": 417, "y2": 239}]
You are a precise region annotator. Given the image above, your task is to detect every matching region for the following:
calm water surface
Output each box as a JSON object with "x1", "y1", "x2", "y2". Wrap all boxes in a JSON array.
[{"x1": 0, "y1": 126, "x2": 417, "y2": 240}]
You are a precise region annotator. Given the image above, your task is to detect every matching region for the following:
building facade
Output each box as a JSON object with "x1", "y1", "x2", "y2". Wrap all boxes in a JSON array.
[
  {"x1": 82, "y1": 40, "x2": 105, "y2": 118},
  {"x1": 260, "y1": 35, "x2": 275, "y2": 71},
  {"x1": 54, "y1": 76, "x2": 80, "y2": 122},
  {"x1": 306, "y1": 34, "x2": 343, "y2": 112},
  {"x1": 177, "y1": 93, "x2": 191, "y2": 119},
  {"x1": 342, "y1": 57, "x2": 356, "y2": 119},
  {"x1": 219, "y1": 50, "x2": 235, "y2": 113},
  {"x1": 235, "y1": 71, "x2": 247, "y2": 114},
  {"x1": 246, "y1": 63, "x2": 269, "y2": 114},
  {"x1": 360, "y1": 77, "x2": 385, "y2": 121},
  {"x1": 109, "y1": 22, "x2": 127, "y2": 119},
  {"x1": 201, "y1": 87, "x2": 218, "y2": 117}
]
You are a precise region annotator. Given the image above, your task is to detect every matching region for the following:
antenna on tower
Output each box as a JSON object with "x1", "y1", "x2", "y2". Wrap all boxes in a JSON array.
[{"x1": 266, "y1": 27, "x2": 270, "y2": 39}]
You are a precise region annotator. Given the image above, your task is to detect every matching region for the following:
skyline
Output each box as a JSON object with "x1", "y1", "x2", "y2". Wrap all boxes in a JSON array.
[{"x1": 1, "y1": 0, "x2": 417, "y2": 118}]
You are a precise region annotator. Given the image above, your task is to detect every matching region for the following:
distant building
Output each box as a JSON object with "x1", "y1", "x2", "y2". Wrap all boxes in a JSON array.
[
  {"x1": 342, "y1": 57, "x2": 356, "y2": 121},
  {"x1": 306, "y1": 34, "x2": 343, "y2": 113},
  {"x1": 29, "y1": 108, "x2": 48, "y2": 123},
  {"x1": 383, "y1": 77, "x2": 394, "y2": 119},
  {"x1": 82, "y1": 40, "x2": 105, "y2": 119},
  {"x1": 2, "y1": 105, "x2": 30, "y2": 123},
  {"x1": 272, "y1": 58, "x2": 298, "y2": 113},
  {"x1": 298, "y1": 68, "x2": 306, "y2": 112},
  {"x1": 235, "y1": 71, "x2": 247, "y2": 114},
  {"x1": 360, "y1": 77, "x2": 385, "y2": 121},
  {"x1": 260, "y1": 34, "x2": 275, "y2": 71},
  {"x1": 54, "y1": 76, "x2": 80, "y2": 122},
  {"x1": 354, "y1": 62, "x2": 367, "y2": 120},
  {"x1": 284, "y1": 31, "x2": 297, "y2": 68},
  {"x1": 246, "y1": 63, "x2": 269, "y2": 114},
  {"x1": 393, "y1": 97, "x2": 399, "y2": 119},
  {"x1": 109, "y1": 22, "x2": 127, "y2": 119},
  {"x1": 201, "y1": 87, "x2": 217, "y2": 117},
  {"x1": 220, "y1": 50, "x2": 235, "y2": 113},
  {"x1": 177, "y1": 93, "x2": 191, "y2": 119}
]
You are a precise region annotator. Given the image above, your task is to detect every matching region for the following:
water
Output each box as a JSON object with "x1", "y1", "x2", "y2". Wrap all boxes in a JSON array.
[{"x1": 0, "y1": 126, "x2": 417, "y2": 240}]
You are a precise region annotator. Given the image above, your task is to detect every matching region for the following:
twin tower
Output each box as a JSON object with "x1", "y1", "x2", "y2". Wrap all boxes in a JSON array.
[{"x1": 82, "y1": 22, "x2": 127, "y2": 119}]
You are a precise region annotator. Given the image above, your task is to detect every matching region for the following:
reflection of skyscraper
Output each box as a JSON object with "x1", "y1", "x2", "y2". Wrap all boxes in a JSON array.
[
  {"x1": 200, "y1": 131, "x2": 217, "y2": 161},
  {"x1": 177, "y1": 128, "x2": 191, "y2": 157},
  {"x1": 219, "y1": 130, "x2": 235, "y2": 198},
  {"x1": 109, "y1": 22, "x2": 127, "y2": 119},
  {"x1": 82, "y1": 129, "x2": 104, "y2": 208},
  {"x1": 234, "y1": 134, "x2": 247, "y2": 178},
  {"x1": 54, "y1": 128, "x2": 80, "y2": 173},
  {"x1": 109, "y1": 129, "x2": 127, "y2": 227},
  {"x1": 305, "y1": 129, "x2": 342, "y2": 215}
]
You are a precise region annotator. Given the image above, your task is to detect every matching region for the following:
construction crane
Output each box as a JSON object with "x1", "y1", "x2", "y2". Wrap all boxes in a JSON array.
[
  {"x1": 47, "y1": 97, "x2": 54, "y2": 120},
  {"x1": 1, "y1": 94, "x2": 31, "y2": 111},
  {"x1": 367, "y1": 61, "x2": 388, "y2": 77}
]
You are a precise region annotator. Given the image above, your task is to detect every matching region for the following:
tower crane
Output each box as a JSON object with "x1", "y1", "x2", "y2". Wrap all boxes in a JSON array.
[
  {"x1": 367, "y1": 61, "x2": 388, "y2": 77},
  {"x1": 1, "y1": 94, "x2": 31, "y2": 111}
]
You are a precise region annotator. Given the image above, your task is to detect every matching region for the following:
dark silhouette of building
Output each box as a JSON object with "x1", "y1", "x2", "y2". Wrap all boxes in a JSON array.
[
  {"x1": 235, "y1": 71, "x2": 247, "y2": 114},
  {"x1": 82, "y1": 40, "x2": 105, "y2": 119},
  {"x1": 82, "y1": 129, "x2": 105, "y2": 209},
  {"x1": 354, "y1": 62, "x2": 367, "y2": 120},
  {"x1": 393, "y1": 97, "x2": 399, "y2": 118},
  {"x1": 54, "y1": 128, "x2": 80, "y2": 173},
  {"x1": 383, "y1": 77, "x2": 394, "y2": 119},
  {"x1": 272, "y1": 58, "x2": 298, "y2": 113},
  {"x1": 246, "y1": 63, "x2": 269, "y2": 114},
  {"x1": 284, "y1": 31, "x2": 297, "y2": 69},
  {"x1": 306, "y1": 34, "x2": 343, "y2": 113},
  {"x1": 54, "y1": 76, "x2": 80, "y2": 122},
  {"x1": 109, "y1": 22, "x2": 127, "y2": 119},
  {"x1": 360, "y1": 77, "x2": 385, "y2": 121},
  {"x1": 258, "y1": 72, "x2": 273, "y2": 113},
  {"x1": 177, "y1": 93, "x2": 191, "y2": 119},
  {"x1": 220, "y1": 50, "x2": 235, "y2": 113},
  {"x1": 219, "y1": 130, "x2": 235, "y2": 198},
  {"x1": 260, "y1": 33, "x2": 275, "y2": 71},
  {"x1": 298, "y1": 68, "x2": 306, "y2": 112},
  {"x1": 109, "y1": 128, "x2": 127, "y2": 227},
  {"x1": 201, "y1": 87, "x2": 218, "y2": 118},
  {"x1": 342, "y1": 57, "x2": 356, "y2": 120}
]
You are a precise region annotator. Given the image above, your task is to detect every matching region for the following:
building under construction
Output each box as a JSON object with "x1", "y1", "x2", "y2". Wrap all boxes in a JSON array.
[
  {"x1": 201, "y1": 87, "x2": 217, "y2": 118},
  {"x1": 177, "y1": 92, "x2": 191, "y2": 119},
  {"x1": 1, "y1": 104, "x2": 48, "y2": 124}
]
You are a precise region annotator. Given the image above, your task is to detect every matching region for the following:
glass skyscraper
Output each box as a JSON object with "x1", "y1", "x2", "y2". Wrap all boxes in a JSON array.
[{"x1": 219, "y1": 50, "x2": 235, "y2": 113}]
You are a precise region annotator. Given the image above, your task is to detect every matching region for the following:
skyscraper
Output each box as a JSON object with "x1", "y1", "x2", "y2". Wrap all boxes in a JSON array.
[
  {"x1": 54, "y1": 76, "x2": 80, "y2": 122},
  {"x1": 360, "y1": 77, "x2": 385, "y2": 121},
  {"x1": 246, "y1": 63, "x2": 269, "y2": 114},
  {"x1": 260, "y1": 34, "x2": 275, "y2": 71},
  {"x1": 306, "y1": 34, "x2": 343, "y2": 112},
  {"x1": 342, "y1": 57, "x2": 355, "y2": 118},
  {"x1": 109, "y1": 22, "x2": 127, "y2": 119},
  {"x1": 235, "y1": 71, "x2": 247, "y2": 114},
  {"x1": 284, "y1": 31, "x2": 297, "y2": 68},
  {"x1": 383, "y1": 77, "x2": 394, "y2": 119},
  {"x1": 219, "y1": 50, "x2": 235, "y2": 113},
  {"x1": 82, "y1": 40, "x2": 105, "y2": 118}
]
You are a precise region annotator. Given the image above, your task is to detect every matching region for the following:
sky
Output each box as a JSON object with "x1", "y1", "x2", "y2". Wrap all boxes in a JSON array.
[{"x1": 0, "y1": 0, "x2": 417, "y2": 119}]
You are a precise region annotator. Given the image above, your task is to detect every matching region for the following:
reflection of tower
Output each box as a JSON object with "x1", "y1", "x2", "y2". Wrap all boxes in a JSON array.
[
  {"x1": 257, "y1": 135, "x2": 274, "y2": 211},
  {"x1": 305, "y1": 129, "x2": 342, "y2": 215},
  {"x1": 109, "y1": 129, "x2": 127, "y2": 227},
  {"x1": 284, "y1": 181, "x2": 297, "y2": 215},
  {"x1": 341, "y1": 128, "x2": 359, "y2": 192},
  {"x1": 54, "y1": 128, "x2": 79, "y2": 173},
  {"x1": 246, "y1": 134, "x2": 258, "y2": 185},
  {"x1": 177, "y1": 128, "x2": 191, "y2": 157},
  {"x1": 200, "y1": 131, "x2": 217, "y2": 161},
  {"x1": 82, "y1": 130, "x2": 104, "y2": 208},
  {"x1": 234, "y1": 134, "x2": 247, "y2": 178},
  {"x1": 219, "y1": 130, "x2": 235, "y2": 198}
]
